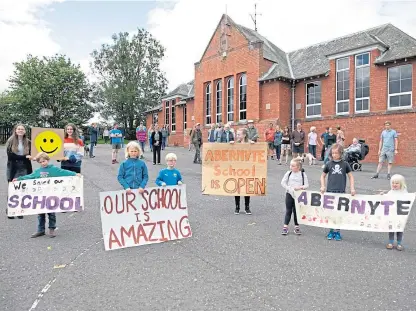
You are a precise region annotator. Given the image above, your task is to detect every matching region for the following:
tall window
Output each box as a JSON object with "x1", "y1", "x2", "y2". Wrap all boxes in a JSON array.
[
  {"x1": 239, "y1": 73, "x2": 247, "y2": 120},
  {"x1": 355, "y1": 53, "x2": 370, "y2": 112},
  {"x1": 171, "y1": 101, "x2": 176, "y2": 131},
  {"x1": 183, "y1": 104, "x2": 187, "y2": 129},
  {"x1": 205, "y1": 83, "x2": 212, "y2": 124},
  {"x1": 227, "y1": 77, "x2": 234, "y2": 122},
  {"x1": 388, "y1": 64, "x2": 412, "y2": 109},
  {"x1": 165, "y1": 101, "x2": 170, "y2": 129},
  {"x1": 336, "y1": 57, "x2": 350, "y2": 114},
  {"x1": 216, "y1": 80, "x2": 222, "y2": 123},
  {"x1": 306, "y1": 82, "x2": 321, "y2": 117}
]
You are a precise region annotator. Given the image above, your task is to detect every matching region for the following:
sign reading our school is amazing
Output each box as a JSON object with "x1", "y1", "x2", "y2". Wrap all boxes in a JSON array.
[
  {"x1": 99, "y1": 185, "x2": 192, "y2": 251},
  {"x1": 201, "y1": 142, "x2": 268, "y2": 196},
  {"x1": 294, "y1": 190, "x2": 416, "y2": 232},
  {"x1": 7, "y1": 176, "x2": 84, "y2": 217}
]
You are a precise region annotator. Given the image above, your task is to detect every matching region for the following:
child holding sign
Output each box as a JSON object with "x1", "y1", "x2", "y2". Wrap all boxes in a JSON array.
[
  {"x1": 320, "y1": 143, "x2": 355, "y2": 241},
  {"x1": 155, "y1": 153, "x2": 183, "y2": 186},
  {"x1": 14, "y1": 152, "x2": 81, "y2": 238},
  {"x1": 382, "y1": 174, "x2": 408, "y2": 251},
  {"x1": 230, "y1": 128, "x2": 254, "y2": 215},
  {"x1": 117, "y1": 142, "x2": 149, "y2": 194},
  {"x1": 280, "y1": 158, "x2": 309, "y2": 235}
]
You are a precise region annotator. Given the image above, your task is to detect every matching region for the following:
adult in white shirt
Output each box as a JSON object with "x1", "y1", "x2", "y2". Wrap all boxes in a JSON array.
[{"x1": 306, "y1": 126, "x2": 319, "y2": 159}]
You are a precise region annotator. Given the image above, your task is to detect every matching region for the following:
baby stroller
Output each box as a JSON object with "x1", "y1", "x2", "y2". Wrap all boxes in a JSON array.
[{"x1": 344, "y1": 139, "x2": 369, "y2": 171}]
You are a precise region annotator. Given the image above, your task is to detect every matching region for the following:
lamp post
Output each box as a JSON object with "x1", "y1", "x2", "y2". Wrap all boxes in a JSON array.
[{"x1": 39, "y1": 108, "x2": 54, "y2": 128}]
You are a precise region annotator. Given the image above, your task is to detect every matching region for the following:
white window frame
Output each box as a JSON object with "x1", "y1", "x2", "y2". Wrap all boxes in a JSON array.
[
  {"x1": 216, "y1": 80, "x2": 222, "y2": 123},
  {"x1": 388, "y1": 64, "x2": 413, "y2": 110},
  {"x1": 354, "y1": 53, "x2": 370, "y2": 113},
  {"x1": 305, "y1": 81, "x2": 322, "y2": 118},
  {"x1": 336, "y1": 57, "x2": 350, "y2": 115},
  {"x1": 227, "y1": 77, "x2": 234, "y2": 122},
  {"x1": 165, "y1": 100, "x2": 170, "y2": 131},
  {"x1": 171, "y1": 101, "x2": 176, "y2": 132},
  {"x1": 183, "y1": 104, "x2": 187, "y2": 129},
  {"x1": 205, "y1": 83, "x2": 212, "y2": 125},
  {"x1": 239, "y1": 73, "x2": 247, "y2": 121}
]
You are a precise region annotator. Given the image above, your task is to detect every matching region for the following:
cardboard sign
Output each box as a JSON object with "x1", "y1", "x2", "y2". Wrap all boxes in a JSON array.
[
  {"x1": 31, "y1": 127, "x2": 65, "y2": 160},
  {"x1": 201, "y1": 142, "x2": 268, "y2": 196},
  {"x1": 7, "y1": 176, "x2": 84, "y2": 217},
  {"x1": 99, "y1": 185, "x2": 192, "y2": 251},
  {"x1": 294, "y1": 190, "x2": 416, "y2": 232}
]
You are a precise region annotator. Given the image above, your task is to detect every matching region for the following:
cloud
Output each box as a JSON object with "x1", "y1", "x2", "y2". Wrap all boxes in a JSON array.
[
  {"x1": 147, "y1": 0, "x2": 416, "y2": 90},
  {"x1": 0, "y1": 0, "x2": 63, "y2": 91}
]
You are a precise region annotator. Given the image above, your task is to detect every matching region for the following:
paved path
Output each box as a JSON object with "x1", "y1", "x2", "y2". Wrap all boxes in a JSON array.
[{"x1": 1, "y1": 144, "x2": 416, "y2": 311}]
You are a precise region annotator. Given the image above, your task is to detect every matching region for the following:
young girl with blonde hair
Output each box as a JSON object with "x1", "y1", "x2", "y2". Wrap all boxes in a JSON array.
[{"x1": 117, "y1": 142, "x2": 148, "y2": 194}]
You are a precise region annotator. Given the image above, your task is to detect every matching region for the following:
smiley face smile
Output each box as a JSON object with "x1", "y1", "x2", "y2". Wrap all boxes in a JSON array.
[{"x1": 34, "y1": 130, "x2": 63, "y2": 157}]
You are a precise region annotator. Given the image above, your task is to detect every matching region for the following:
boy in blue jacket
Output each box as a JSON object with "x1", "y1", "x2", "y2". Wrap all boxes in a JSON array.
[
  {"x1": 156, "y1": 153, "x2": 183, "y2": 186},
  {"x1": 14, "y1": 152, "x2": 81, "y2": 238},
  {"x1": 117, "y1": 141, "x2": 149, "y2": 193}
]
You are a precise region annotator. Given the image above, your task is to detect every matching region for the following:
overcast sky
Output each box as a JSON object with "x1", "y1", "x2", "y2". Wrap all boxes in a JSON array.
[{"x1": 1, "y1": 0, "x2": 416, "y2": 94}]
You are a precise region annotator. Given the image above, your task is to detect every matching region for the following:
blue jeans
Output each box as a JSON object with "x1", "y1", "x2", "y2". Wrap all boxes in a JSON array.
[
  {"x1": 38, "y1": 213, "x2": 56, "y2": 232},
  {"x1": 90, "y1": 142, "x2": 95, "y2": 157},
  {"x1": 149, "y1": 138, "x2": 153, "y2": 151},
  {"x1": 275, "y1": 144, "x2": 281, "y2": 160},
  {"x1": 308, "y1": 144, "x2": 317, "y2": 158},
  {"x1": 139, "y1": 141, "x2": 145, "y2": 153},
  {"x1": 162, "y1": 137, "x2": 167, "y2": 149}
]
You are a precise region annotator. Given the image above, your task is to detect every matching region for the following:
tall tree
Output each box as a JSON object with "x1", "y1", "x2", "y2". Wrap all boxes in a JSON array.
[
  {"x1": 8, "y1": 55, "x2": 95, "y2": 128},
  {"x1": 91, "y1": 29, "x2": 167, "y2": 135}
]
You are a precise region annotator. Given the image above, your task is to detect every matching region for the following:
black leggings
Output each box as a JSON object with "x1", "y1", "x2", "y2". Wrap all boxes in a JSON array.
[
  {"x1": 235, "y1": 196, "x2": 250, "y2": 208},
  {"x1": 284, "y1": 193, "x2": 298, "y2": 226},
  {"x1": 153, "y1": 145, "x2": 161, "y2": 164}
]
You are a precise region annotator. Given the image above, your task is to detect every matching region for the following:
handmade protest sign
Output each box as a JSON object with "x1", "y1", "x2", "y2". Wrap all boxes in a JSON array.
[
  {"x1": 31, "y1": 127, "x2": 65, "y2": 160},
  {"x1": 7, "y1": 176, "x2": 84, "y2": 217},
  {"x1": 99, "y1": 185, "x2": 191, "y2": 251},
  {"x1": 294, "y1": 190, "x2": 416, "y2": 232},
  {"x1": 201, "y1": 142, "x2": 267, "y2": 196}
]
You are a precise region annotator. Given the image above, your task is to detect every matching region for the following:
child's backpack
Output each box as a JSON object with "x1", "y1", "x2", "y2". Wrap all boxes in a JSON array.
[{"x1": 287, "y1": 168, "x2": 305, "y2": 185}]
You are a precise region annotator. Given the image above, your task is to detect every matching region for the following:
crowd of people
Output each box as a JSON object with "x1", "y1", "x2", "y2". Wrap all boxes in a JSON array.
[{"x1": 4, "y1": 119, "x2": 406, "y2": 250}]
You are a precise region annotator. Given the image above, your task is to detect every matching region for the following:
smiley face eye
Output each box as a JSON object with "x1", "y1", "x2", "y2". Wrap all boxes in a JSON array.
[
  {"x1": 43, "y1": 139, "x2": 47, "y2": 143},
  {"x1": 50, "y1": 139, "x2": 54, "y2": 143}
]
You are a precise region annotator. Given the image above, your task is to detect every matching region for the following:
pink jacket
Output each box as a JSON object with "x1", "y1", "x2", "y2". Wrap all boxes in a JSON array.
[{"x1": 136, "y1": 130, "x2": 147, "y2": 142}]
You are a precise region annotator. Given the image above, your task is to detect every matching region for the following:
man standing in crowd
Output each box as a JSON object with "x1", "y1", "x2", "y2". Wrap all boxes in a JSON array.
[
  {"x1": 265, "y1": 123, "x2": 275, "y2": 159},
  {"x1": 215, "y1": 123, "x2": 223, "y2": 142},
  {"x1": 88, "y1": 123, "x2": 98, "y2": 158},
  {"x1": 208, "y1": 124, "x2": 217, "y2": 142},
  {"x1": 291, "y1": 123, "x2": 305, "y2": 159},
  {"x1": 372, "y1": 121, "x2": 398, "y2": 180},
  {"x1": 220, "y1": 123, "x2": 234, "y2": 143},
  {"x1": 190, "y1": 123, "x2": 202, "y2": 164},
  {"x1": 110, "y1": 123, "x2": 123, "y2": 164},
  {"x1": 247, "y1": 120, "x2": 259, "y2": 142},
  {"x1": 161, "y1": 125, "x2": 169, "y2": 150},
  {"x1": 319, "y1": 127, "x2": 329, "y2": 161}
]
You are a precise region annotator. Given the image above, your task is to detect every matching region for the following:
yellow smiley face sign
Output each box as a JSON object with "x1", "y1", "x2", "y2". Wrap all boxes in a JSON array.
[{"x1": 31, "y1": 128, "x2": 65, "y2": 160}]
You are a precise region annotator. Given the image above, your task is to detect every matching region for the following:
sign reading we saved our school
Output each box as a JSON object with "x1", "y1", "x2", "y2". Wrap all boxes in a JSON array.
[
  {"x1": 294, "y1": 190, "x2": 416, "y2": 232},
  {"x1": 201, "y1": 142, "x2": 268, "y2": 196},
  {"x1": 7, "y1": 176, "x2": 84, "y2": 217}
]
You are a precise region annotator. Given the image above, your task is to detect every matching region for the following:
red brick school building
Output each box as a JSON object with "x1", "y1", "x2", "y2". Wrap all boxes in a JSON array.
[{"x1": 146, "y1": 14, "x2": 416, "y2": 166}]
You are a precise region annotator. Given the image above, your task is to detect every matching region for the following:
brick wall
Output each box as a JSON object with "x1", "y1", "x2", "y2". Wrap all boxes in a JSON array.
[
  {"x1": 293, "y1": 51, "x2": 416, "y2": 166},
  {"x1": 194, "y1": 16, "x2": 266, "y2": 126}
]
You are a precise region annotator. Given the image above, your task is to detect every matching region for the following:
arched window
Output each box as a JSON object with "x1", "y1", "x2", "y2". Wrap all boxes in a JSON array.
[
  {"x1": 239, "y1": 74, "x2": 247, "y2": 121},
  {"x1": 205, "y1": 83, "x2": 212, "y2": 124},
  {"x1": 216, "y1": 80, "x2": 222, "y2": 123},
  {"x1": 227, "y1": 77, "x2": 234, "y2": 122}
]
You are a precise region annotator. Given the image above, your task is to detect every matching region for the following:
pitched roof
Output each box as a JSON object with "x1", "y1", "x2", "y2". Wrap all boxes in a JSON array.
[
  {"x1": 161, "y1": 80, "x2": 194, "y2": 99},
  {"x1": 259, "y1": 23, "x2": 416, "y2": 81},
  {"x1": 234, "y1": 23, "x2": 293, "y2": 79}
]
